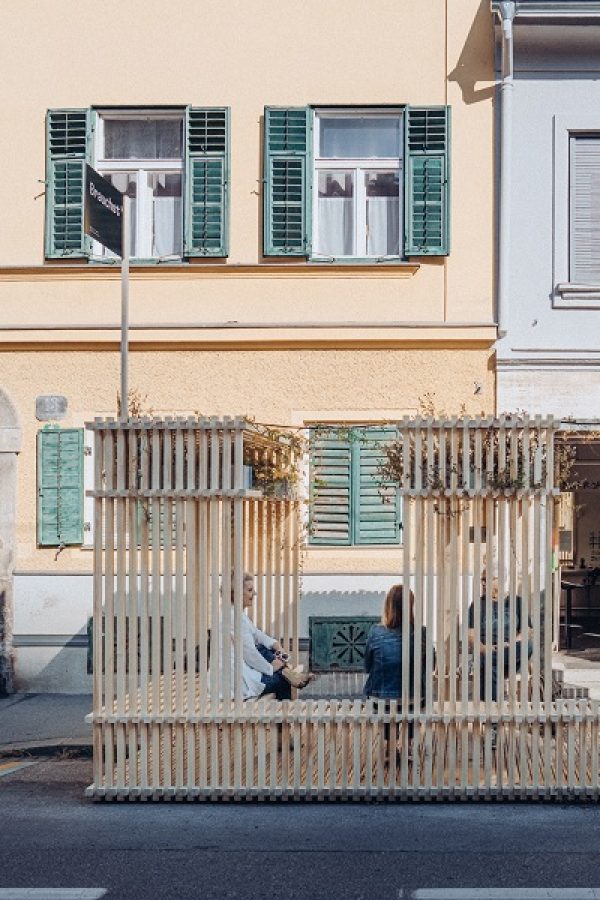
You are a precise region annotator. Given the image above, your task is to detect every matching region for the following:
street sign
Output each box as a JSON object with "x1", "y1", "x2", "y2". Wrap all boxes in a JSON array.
[{"x1": 84, "y1": 165, "x2": 123, "y2": 256}]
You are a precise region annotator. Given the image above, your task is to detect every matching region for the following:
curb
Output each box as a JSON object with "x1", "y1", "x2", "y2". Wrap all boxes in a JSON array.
[{"x1": 0, "y1": 740, "x2": 93, "y2": 759}]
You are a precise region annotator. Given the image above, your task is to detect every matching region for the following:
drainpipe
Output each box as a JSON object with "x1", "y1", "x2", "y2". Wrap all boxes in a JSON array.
[{"x1": 497, "y1": 1, "x2": 516, "y2": 339}]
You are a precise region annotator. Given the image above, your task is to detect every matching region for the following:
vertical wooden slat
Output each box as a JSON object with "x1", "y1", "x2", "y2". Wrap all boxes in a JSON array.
[
  {"x1": 92, "y1": 423, "x2": 104, "y2": 790},
  {"x1": 138, "y1": 424, "x2": 150, "y2": 789},
  {"x1": 115, "y1": 426, "x2": 127, "y2": 788},
  {"x1": 127, "y1": 426, "x2": 139, "y2": 789},
  {"x1": 103, "y1": 427, "x2": 115, "y2": 718}
]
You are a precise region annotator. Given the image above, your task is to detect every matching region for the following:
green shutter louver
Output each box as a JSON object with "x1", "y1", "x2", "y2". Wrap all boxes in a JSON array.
[
  {"x1": 405, "y1": 106, "x2": 450, "y2": 256},
  {"x1": 353, "y1": 428, "x2": 401, "y2": 545},
  {"x1": 264, "y1": 107, "x2": 310, "y2": 256},
  {"x1": 45, "y1": 109, "x2": 92, "y2": 259},
  {"x1": 309, "y1": 431, "x2": 352, "y2": 545},
  {"x1": 184, "y1": 107, "x2": 229, "y2": 257},
  {"x1": 37, "y1": 427, "x2": 84, "y2": 546},
  {"x1": 309, "y1": 427, "x2": 401, "y2": 546}
]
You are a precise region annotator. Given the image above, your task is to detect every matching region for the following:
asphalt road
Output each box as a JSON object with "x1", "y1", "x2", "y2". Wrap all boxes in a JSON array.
[{"x1": 2, "y1": 759, "x2": 600, "y2": 899}]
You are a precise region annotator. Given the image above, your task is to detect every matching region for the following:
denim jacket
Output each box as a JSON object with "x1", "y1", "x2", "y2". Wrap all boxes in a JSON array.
[{"x1": 364, "y1": 624, "x2": 430, "y2": 701}]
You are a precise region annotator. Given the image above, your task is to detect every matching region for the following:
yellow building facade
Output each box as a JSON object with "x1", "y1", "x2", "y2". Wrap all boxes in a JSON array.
[{"x1": 0, "y1": 0, "x2": 496, "y2": 691}]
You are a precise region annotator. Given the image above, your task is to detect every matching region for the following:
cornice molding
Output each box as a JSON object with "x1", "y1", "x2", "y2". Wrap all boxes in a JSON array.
[{"x1": 0, "y1": 263, "x2": 420, "y2": 282}]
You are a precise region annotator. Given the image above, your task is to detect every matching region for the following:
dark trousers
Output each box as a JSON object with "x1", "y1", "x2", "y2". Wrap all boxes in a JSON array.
[
  {"x1": 258, "y1": 646, "x2": 292, "y2": 701},
  {"x1": 478, "y1": 640, "x2": 532, "y2": 702}
]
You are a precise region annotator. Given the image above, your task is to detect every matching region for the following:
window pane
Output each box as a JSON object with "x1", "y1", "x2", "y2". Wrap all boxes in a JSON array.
[
  {"x1": 319, "y1": 117, "x2": 400, "y2": 158},
  {"x1": 365, "y1": 171, "x2": 400, "y2": 256},
  {"x1": 104, "y1": 118, "x2": 183, "y2": 159},
  {"x1": 149, "y1": 172, "x2": 182, "y2": 257},
  {"x1": 99, "y1": 172, "x2": 137, "y2": 257},
  {"x1": 316, "y1": 171, "x2": 354, "y2": 256}
]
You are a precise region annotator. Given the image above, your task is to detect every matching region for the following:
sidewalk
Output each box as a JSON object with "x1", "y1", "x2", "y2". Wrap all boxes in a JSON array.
[{"x1": 0, "y1": 693, "x2": 92, "y2": 757}]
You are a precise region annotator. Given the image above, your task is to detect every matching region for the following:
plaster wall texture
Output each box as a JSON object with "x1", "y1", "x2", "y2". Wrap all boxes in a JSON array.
[
  {"x1": 1, "y1": 347, "x2": 494, "y2": 575},
  {"x1": 0, "y1": 0, "x2": 495, "y2": 330}
]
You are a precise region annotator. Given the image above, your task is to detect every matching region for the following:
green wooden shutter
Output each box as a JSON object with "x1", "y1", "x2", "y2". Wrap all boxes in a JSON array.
[
  {"x1": 405, "y1": 106, "x2": 450, "y2": 256},
  {"x1": 264, "y1": 107, "x2": 311, "y2": 256},
  {"x1": 37, "y1": 427, "x2": 84, "y2": 546},
  {"x1": 309, "y1": 430, "x2": 352, "y2": 545},
  {"x1": 184, "y1": 107, "x2": 229, "y2": 257},
  {"x1": 353, "y1": 427, "x2": 401, "y2": 545},
  {"x1": 45, "y1": 109, "x2": 92, "y2": 259}
]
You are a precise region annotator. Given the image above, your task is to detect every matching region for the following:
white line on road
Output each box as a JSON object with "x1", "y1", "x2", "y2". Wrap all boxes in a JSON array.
[
  {"x1": 411, "y1": 891, "x2": 600, "y2": 899},
  {"x1": 0, "y1": 891, "x2": 107, "y2": 899},
  {"x1": 0, "y1": 761, "x2": 37, "y2": 778}
]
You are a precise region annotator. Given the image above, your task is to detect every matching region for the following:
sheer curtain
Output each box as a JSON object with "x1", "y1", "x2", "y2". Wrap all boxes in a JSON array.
[
  {"x1": 104, "y1": 119, "x2": 183, "y2": 160},
  {"x1": 153, "y1": 198, "x2": 183, "y2": 257},
  {"x1": 320, "y1": 118, "x2": 400, "y2": 158},
  {"x1": 316, "y1": 199, "x2": 354, "y2": 256},
  {"x1": 366, "y1": 199, "x2": 400, "y2": 256}
]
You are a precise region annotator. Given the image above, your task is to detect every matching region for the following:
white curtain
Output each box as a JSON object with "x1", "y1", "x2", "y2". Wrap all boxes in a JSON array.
[
  {"x1": 316, "y1": 199, "x2": 354, "y2": 256},
  {"x1": 153, "y1": 198, "x2": 183, "y2": 257},
  {"x1": 104, "y1": 119, "x2": 183, "y2": 160},
  {"x1": 366, "y1": 198, "x2": 400, "y2": 256},
  {"x1": 320, "y1": 118, "x2": 400, "y2": 158}
]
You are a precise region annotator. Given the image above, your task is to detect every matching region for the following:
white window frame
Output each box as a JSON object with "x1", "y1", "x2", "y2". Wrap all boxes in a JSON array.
[
  {"x1": 553, "y1": 114, "x2": 600, "y2": 308},
  {"x1": 93, "y1": 109, "x2": 185, "y2": 262},
  {"x1": 312, "y1": 108, "x2": 404, "y2": 262}
]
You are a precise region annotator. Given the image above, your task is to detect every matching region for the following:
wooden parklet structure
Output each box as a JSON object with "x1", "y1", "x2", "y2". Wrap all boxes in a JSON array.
[{"x1": 87, "y1": 416, "x2": 600, "y2": 801}]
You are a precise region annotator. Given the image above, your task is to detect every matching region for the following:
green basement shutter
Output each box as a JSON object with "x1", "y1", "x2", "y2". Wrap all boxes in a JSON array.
[
  {"x1": 310, "y1": 431, "x2": 352, "y2": 545},
  {"x1": 264, "y1": 107, "x2": 311, "y2": 256},
  {"x1": 405, "y1": 106, "x2": 450, "y2": 256},
  {"x1": 37, "y1": 427, "x2": 84, "y2": 546},
  {"x1": 45, "y1": 108, "x2": 92, "y2": 259},
  {"x1": 353, "y1": 427, "x2": 401, "y2": 545},
  {"x1": 184, "y1": 107, "x2": 230, "y2": 257}
]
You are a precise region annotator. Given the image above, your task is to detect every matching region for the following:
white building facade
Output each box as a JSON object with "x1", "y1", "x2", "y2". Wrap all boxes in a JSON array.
[{"x1": 492, "y1": 0, "x2": 600, "y2": 418}]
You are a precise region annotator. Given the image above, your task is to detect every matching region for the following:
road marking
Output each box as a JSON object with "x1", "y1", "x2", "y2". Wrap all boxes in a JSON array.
[
  {"x1": 0, "y1": 892, "x2": 107, "y2": 899},
  {"x1": 0, "y1": 760, "x2": 37, "y2": 778},
  {"x1": 411, "y1": 891, "x2": 600, "y2": 899}
]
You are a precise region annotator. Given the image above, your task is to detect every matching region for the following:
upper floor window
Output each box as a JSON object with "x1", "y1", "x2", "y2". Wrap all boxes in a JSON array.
[
  {"x1": 45, "y1": 106, "x2": 230, "y2": 261},
  {"x1": 313, "y1": 111, "x2": 403, "y2": 259},
  {"x1": 263, "y1": 105, "x2": 449, "y2": 260},
  {"x1": 95, "y1": 112, "x2": 184, "y2": 260}
]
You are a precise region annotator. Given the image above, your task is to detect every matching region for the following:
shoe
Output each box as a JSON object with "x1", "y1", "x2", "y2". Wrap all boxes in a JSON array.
[{"x1": 281, "y1": 666, "x2": 315, "y2": 689}]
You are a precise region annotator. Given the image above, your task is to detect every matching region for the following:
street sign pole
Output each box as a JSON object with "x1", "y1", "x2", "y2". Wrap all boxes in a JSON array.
[{"x1": 120, "y1": 195, "x2": 130, "y2": 422}]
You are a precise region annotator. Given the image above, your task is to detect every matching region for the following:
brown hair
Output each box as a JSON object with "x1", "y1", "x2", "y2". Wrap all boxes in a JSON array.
[{"x1": 382, "y1": 584, "x2": 414, "y2": 630}]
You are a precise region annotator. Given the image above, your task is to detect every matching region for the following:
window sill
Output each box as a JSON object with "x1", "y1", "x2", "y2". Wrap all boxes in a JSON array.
[
  {"x1": 553, "y1": 284, "x2": 600, "y2": 309},
  {"x1": 307, "y1": 544, "x2": 403, "y2": 551},
  {"x1": 308, "y1": 256, "x2": 407, "y2": 266}
]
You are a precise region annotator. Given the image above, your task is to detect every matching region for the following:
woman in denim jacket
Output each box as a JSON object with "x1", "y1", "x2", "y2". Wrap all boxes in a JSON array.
[{"x1": 364, "y1": 584, "x2": 429, "y2": 751}]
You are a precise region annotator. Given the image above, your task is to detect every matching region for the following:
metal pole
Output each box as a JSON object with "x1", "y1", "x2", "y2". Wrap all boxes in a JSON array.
[
  {"x1": 120, "y1": 195, "x2": 130, "y2": 421},
  {"x1": 497, "y1": 1, "x2": 515, "y2": 339}
]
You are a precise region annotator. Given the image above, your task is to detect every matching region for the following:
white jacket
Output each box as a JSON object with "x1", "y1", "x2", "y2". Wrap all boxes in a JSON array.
[{"x1": 214, "y1": 608, "x2": 276, "y2": 699}]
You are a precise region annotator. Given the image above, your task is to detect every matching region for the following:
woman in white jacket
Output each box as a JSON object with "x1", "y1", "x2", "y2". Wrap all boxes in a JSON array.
[{"x1": 227, "y1": 573, "x2": 312, "y2": 700}]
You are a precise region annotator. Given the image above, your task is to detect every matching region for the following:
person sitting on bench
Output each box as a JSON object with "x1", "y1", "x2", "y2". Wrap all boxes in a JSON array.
[
  {"x1": 467, "y1": 572, "x2": 533, "y2": 703},
  {"x1": 226, "y1": 573, "x2": 313, "y2": 700},
  {"x1": 364, "y1": 584, "x2": 430, "y2": 752}
]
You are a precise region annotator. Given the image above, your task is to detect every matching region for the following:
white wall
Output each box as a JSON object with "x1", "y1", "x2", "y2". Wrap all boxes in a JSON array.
[{"x1": 497, "y1": 24, "x2": 600, "y2": 416}]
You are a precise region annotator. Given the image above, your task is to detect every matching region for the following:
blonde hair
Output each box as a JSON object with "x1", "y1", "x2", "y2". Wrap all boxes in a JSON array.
[
  {"x1": 230, "y1": 571, "x2": 254, "y2": 601},
  {"x1": 382, "y1": 584, "x2": 414, "y2": 630}
]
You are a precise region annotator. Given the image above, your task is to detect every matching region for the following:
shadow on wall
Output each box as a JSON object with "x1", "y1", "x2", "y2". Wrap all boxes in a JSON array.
[
  {"x1": 448, "y1": 0, "x2": 496, "y2": 106},
  {"x1": 14, "y1": 632, "x2": 92, "y2": 695}
]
